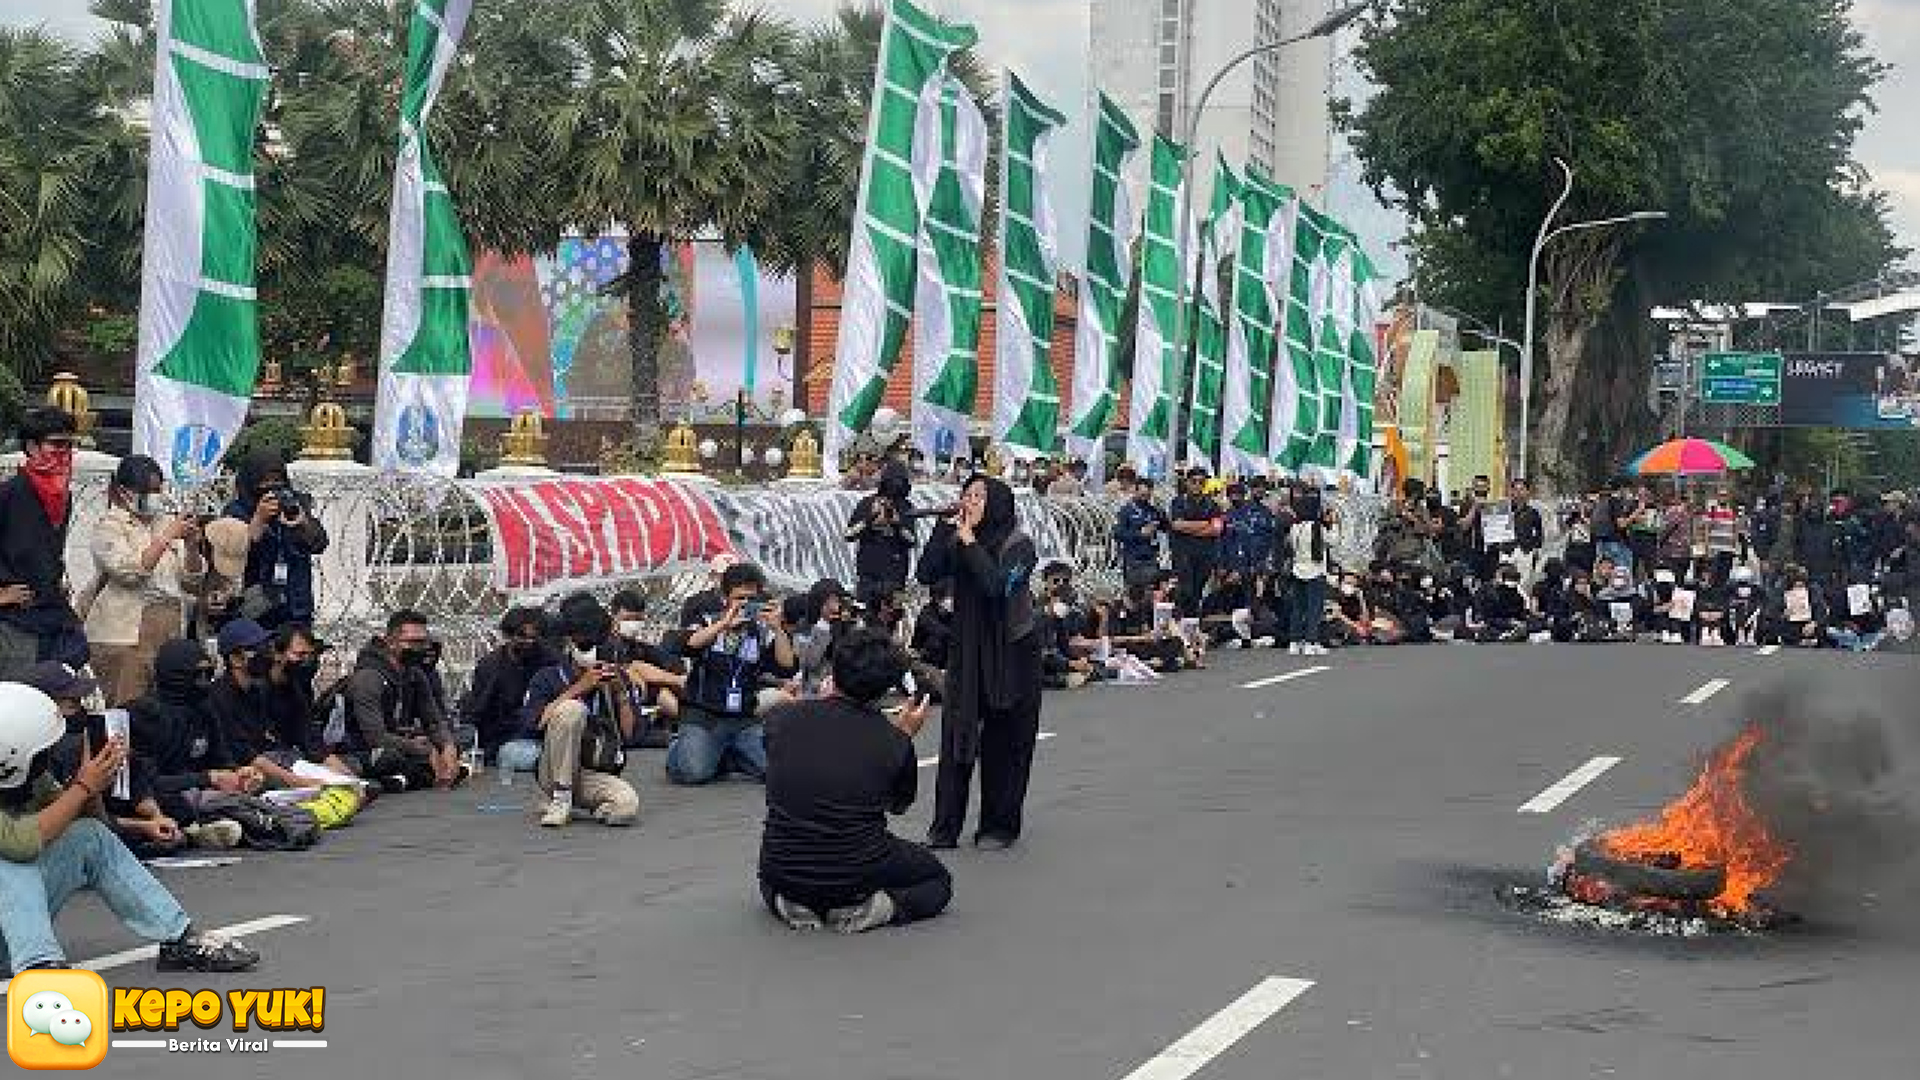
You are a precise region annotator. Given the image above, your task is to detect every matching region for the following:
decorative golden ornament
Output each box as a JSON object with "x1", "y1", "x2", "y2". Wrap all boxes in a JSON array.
[
  {"x1": 260, "y1": 357, "x2": 284, "y2": 395},
  {"x1": 660, "y1": 421, "x2": 703, "y2": 475},
  {"x1": 499, "y1": 408, "x2": 550, "y2": 467},
  {"x1": 45, "y1": 373, "x2": 97, "y2": 448},
  {"x1": 335, "y1": 353, "x2": 356, "y2": 387},
  {"x1": 299, "y1": 401, "x2": 356, "y2": 461},
  {"x1": 787, "y1": 426, "x2": 823, "y2": 480},
  {"x1": 982, "y1": 445, "x2": 1007, "y2": 477},
  {"x1": 772, "y1": 324, "x2": 797, "y2": 356}
]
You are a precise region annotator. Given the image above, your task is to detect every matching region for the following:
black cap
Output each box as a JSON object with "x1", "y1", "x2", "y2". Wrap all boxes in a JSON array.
[{"x1": 20, "y1": 661, "x2": 97, "y2": 701}]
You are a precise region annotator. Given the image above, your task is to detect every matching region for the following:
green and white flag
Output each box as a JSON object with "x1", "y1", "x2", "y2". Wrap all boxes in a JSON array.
[
  {"x1": 911, "y1": 76, "x2": 988, "y2": 465},
  {"x1": 1185, "y1": 156, "x2": 1241, "y2": 471},
  {"x1": 1125, "y1": 134, "x2": 1190, "y2": 481},
  {"x1": 1340, "y1": 245, "x2": 1384, "y2": 483},
  {"x1": 1305, "y1": 211, "x2": 1358, "y2": 479},
  {"x1": 1272, "y1": 197, "x2": 1332, "y2": 473},
  {"x1": 994, "y1": 73, "x2": 1070, "y2": 460},
  {"x1": 1219, "y1": 176, "x2": 1288, "y2": 477},
  {"x1": 373, "y1": 0, "x2": 474, "y2": 476},
  {"x1": 826, "y1": 0, "x2": 977, "y2": 476},
  {"x1": 132, "y1": 0, "x2": 270, "y2": 481},
  {"x1": 1066, "y1": 93, "x2": 1141, "y2": 475}
]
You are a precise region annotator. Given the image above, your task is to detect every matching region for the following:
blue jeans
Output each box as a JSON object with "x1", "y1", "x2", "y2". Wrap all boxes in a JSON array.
[
  {"x1": 496, "y1": 739, "x2": 543, "y2": 773},
  {"x1": 1289, "y1": 575, "x2": 1328, "y2": 646},
  {"x1": 666, "y1": 714, "x2": 767, "y2": 785},
  {"x1": 0, "y1": 818, "x2": 190, "y2": 974}
]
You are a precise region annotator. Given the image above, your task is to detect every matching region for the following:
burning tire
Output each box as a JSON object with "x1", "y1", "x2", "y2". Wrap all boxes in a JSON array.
[{"x1": 1570, "y1": 841, "x2": 1727, "y2": 902}]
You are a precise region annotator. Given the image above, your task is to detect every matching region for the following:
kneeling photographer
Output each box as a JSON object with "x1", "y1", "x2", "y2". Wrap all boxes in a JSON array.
[{"x1": 220, "y1": 451, "x2": 329, "y2": 630}]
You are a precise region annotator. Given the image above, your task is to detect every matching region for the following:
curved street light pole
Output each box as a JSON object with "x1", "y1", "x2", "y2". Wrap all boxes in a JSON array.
[
  {"x1": 1168, "y1": 0, "x2": 1377, "y2": 467},
  {"x1": 1517, "y1": 157, "x2": 1666, "y2": 481}
]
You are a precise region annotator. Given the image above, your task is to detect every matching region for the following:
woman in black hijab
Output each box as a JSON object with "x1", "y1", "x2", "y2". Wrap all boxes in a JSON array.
[{"x1": 915, "y1": 474, "x2": 1043, "y2": 850}]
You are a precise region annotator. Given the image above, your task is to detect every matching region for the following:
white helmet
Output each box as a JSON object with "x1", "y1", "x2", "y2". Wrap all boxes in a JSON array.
[{"x1": 0, "y1": 683, "x2": 66, "y2": 791}]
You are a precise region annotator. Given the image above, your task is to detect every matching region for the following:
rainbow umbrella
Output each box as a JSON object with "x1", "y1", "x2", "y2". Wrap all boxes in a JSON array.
[{"x1": 1627, "y1": 438, "x2": 1756, "y2": 476}]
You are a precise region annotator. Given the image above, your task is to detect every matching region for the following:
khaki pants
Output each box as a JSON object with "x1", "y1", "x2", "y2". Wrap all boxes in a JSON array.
[
  {"x1": 88, "y1": 602, "x2": 185, "y2": 706},
  {"x1": 537, "y1": 701, "x2": 640, "y2": 824}
]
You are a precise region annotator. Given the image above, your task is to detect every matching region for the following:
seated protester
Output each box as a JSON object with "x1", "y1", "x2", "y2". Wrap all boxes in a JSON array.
[
  {"x1": 1767, "y1": 565, "x2": 1829, "y2": 648},
  {"x1": 1647, "y1": 565, "x2": 1690, "y2": 644},
  {"x1": 460, "y1": 606, "x2": 558, "y2": 763},
  {"x1": 0, "y1": 682, "x2": 262, "y2": 975},
  {"x1": 760, "y1": 628, "x2": 950, "y2": 934},
  {"x1": 1100, "y1": 576, "x2": 1190, "y2": 672},
  {"x1": 221, "y1": 450, "x2": 330, "y2": 630},
  {"x1": 261, "y1": 625, "x2": 355, "y2": 778},
  {"x1": 1560, "y1": 569, "x2": 1620, "y2": 642},
  {"x1": 1691, "y1": 559, "x2": 1731, "y2": 646},
  {"x1": 1363, "y1": 565, "x2": 1410, "y2": 645},
  {"x1": 861, "y1": 585, "x2": 912, "y2": 645},
  {"x1": 1465, "y1": 565, "x2": 1533, "y2": 642},
  {"x1": 1199, "y1": 567, "x2": 1253, "y2": 647},
  {"x1": 793, "y1": 579, "x2": 858, "y2": 697},
  {"x1": 669, "y1": 562, "x2": 797, "y2": 785},
  {"x1": 1376, "y1": 567, "x2": 1433, "y2": 644},
  {"x1": 1594, "y1": 562, "x2": 1648, "y2": 637},
  {"x1": 609, "y1": 589, "x2": 684, "y2": 746},
  {"x1": 25, "y1": 662, "x2": 207, "y2": 859},
  {"x1": 1326, "y1": 571, "x2": 1373, "y2": 647},
  {"x1": 1531, "y1": 558, "x2": 1570, "y2": 635},
  {"x1": 1420, "y1": 569, "x2": 1465, "y2": 638},
  {"x1": 1037, "y1": 566, "x2": 1098, "y2": 689},
  {"x1": 204, "y1": 619, "x2": 312, "y2": 790},
  {"x1": 677, "y1": 553, "x2": 744, "y2": 629},
  {"x1": 1724, "y1": 565, "x2": 1766, "y2": 646},
  {"x1": 129, "y1": 640, "x2": 264, "y2": 825},
  {"x1": 341, "y1": 610, "x2": 462, "y2": 791},
  {"x1": 520, "y1": 596, "x2": 641, "y2": 828}
]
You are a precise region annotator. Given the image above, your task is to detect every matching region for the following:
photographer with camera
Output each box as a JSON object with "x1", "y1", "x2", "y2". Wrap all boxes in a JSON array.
[
  {"x1": 84, "y1": 455, "x2": 207, "y2": 705},
  {"x1": 845, "y1": 461, "x2": 921, "y2": 610},
  {"x1": 221, "y1": 450, "x2": 329, "y2": 630},
  {"x1": 668, "y1": 562, "x2": 795, "y2": 786},
  {"x1": 520, "y1": 594, "x2": 642, "y2": 828}
]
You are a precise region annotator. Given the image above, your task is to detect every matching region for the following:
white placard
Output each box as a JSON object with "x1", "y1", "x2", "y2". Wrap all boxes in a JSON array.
[
  {"x1": 1669, "y1": 588, "x2": 1697, "y2": 622},
  {"x1": 1481, "y1": 510, "x2": 1515, "y2": 547},
  {"x1": 1610, "y1": 602, "x2": 1635, "y2": 628},
  {"x1": 1785, "y1": 588, "x2": 1813, "y2": 623},
  {"x1": 1847, "y1": 583, "x2": 1873, "y2": 617}
]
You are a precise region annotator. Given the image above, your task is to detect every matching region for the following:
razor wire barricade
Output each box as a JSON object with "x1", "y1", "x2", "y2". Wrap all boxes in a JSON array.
[{"x1": 56, "y1": 467, "x2": 1385, "y2": 698}]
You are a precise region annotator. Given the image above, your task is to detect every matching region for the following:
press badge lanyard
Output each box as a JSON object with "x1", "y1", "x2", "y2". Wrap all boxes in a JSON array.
[{"x1": 721, "y1": 626, "x2": 759, "y2": 713}]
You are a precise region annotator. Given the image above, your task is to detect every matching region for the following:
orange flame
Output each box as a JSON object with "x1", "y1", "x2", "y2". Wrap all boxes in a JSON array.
[{"x1": 1597, "y1": 726, "x2": 1792, "y2": 915}]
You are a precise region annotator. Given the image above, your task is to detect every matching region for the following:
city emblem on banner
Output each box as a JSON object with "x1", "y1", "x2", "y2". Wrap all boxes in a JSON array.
[
  {"x1": 396, "y1": 400, "x2": 443, "y2": 468},
  {"x1": 169, "y1": 423, "x2": 225, "y2": 486}
]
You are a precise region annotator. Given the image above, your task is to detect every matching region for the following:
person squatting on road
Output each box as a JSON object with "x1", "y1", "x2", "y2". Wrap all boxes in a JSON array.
[
  {"x1": 916, "y1": 474, "x2": 1044, "y2": 851},
  {"x1": 759, "y1": 628, "x2": 950, "y2": 934}
]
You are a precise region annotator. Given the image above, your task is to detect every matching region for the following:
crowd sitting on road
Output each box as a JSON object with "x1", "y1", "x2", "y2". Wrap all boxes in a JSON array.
[{"x1": 4, "y1": 402, "x2": 1917, "y2": 966}]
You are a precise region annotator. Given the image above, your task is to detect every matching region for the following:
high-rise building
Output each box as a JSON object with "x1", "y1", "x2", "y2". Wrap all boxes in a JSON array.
[{"x1": 1090, "y1": 0, "x2": 1335, "y2": 199}]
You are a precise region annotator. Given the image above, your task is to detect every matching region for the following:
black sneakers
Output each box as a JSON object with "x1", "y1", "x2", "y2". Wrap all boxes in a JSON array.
[{"x1": 156, "y1": 927, "x2": 261, "y2": 973}]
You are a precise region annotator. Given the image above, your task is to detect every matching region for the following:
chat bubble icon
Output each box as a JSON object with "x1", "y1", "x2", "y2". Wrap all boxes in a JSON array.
[
  {"x1": 49, "y1": 1012, "x2": 92, "y2": 1047},
  {"x1": 19, "y1": 990, "x2": 73, "y2": 1036}
]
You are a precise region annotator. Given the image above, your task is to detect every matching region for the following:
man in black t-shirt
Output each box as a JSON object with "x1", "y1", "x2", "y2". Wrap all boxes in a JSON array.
[
  {"x1": 760, "y1": 628, "x2": 949, "y2": 933},
  {"x1": 667, "y1": 562, "x2": 796, "y2": 785},
  {"x1": 1167, "y1": 468, "x2": 1224, "y2": 618}
]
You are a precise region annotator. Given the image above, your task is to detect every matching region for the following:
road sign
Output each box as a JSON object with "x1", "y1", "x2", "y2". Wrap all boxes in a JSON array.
[{"x1": 1700, "y1": 352, "x2": 1782, "y2": 404}]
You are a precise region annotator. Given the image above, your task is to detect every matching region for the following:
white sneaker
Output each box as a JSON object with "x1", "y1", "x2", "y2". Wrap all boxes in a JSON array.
[
  {"x1": 1224, "y1": 638, "x2": 1244, "y2": 650},
  {"x1": 827, "y1": 891, "x2": 897, "y2": 934},
  {"x1": 773, "y1": 894, "x2": 825, "y2": 931},
  {"x1": 1252, "y1": 636, "x2": 1277, "y2": 649},
  {"x1": 185, "y1": 820, "x2": 243, "y2": 849},
  {"x1": 1307, "y1": 644, "x2": 1328, "y2": 657},
  {"x1": 540, "y1": 790, "x2": 573, "y2": 828},
  {"x1": 1288, "y1": 641, "x2": 1303, "y2": 656}
]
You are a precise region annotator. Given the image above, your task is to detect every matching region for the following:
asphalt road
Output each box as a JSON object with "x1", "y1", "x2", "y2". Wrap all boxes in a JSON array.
[{"x1": 25, "y1": 643, "x2": 1920, "y2": 1080}]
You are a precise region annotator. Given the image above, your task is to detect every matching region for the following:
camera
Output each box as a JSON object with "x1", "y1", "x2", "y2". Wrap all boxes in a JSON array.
[
  {"x1": 273, "y1": 488, "x2": 311, "y2": 521},
  {"x1": 741, "y1": 599, "x2": 765, "y2": 623}
]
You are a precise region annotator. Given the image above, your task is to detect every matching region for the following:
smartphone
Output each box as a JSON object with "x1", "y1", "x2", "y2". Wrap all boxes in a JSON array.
[{"x1": 103, "y1": 709, "x2": 131, "y2": 800}]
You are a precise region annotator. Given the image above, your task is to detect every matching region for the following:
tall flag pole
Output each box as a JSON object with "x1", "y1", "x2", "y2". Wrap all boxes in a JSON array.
[
  {"x1": 1273, "y1": 196, "x2": 1330, "y2": 473},
  {"x1": 132, "y1": 0, "x2": 271, "y2": 481},
  {"x1": 825, "y1": 0, "x2": 977, "y2": 477},
  {"x1": 1340, "y1": 244, "x2": 1383, "y2": 483},
  {"x1": 1065, "y1": 93, "x2": 1141, "y2": 478},
  {"x1": 373, "y1": 0, "x2": 475, "y2": 476},
  {"x1": 1184, "y1": 156, "x2": 1241, "y2": 471},
  {"x1": 911, "y1": 76, "x2": 988, "y2": 465},
  {"x1": 1219, "y1": 176, "x2": 1288, "y2": 477},
  {"x1": 994, "y1": 73, "x2": 1071, "y2": 461},
  {"x1": 1125, "y1": 134, "x2": 1190, "y2": 481}
]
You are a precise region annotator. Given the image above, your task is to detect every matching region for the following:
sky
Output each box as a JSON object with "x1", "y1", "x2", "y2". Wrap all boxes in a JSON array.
[{"x1": 9, "y1": 0, "x2": 1917, "y2": 285}]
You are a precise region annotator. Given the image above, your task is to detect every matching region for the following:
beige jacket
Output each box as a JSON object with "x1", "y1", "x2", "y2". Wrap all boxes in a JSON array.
[{"x1": 83, "y1": 507, "x2": 204, "y2": 647}]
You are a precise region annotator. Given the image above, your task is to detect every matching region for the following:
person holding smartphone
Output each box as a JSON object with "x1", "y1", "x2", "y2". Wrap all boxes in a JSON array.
[
  {"x1": 760, "y1": 628, "x2": 947, "y2": 933},
  {"x1": 520, "y1": 595, "x2": 641, "y2": 828},
  {"x1": 668, "y1": 562, "x2": 795, "y2": 785}
]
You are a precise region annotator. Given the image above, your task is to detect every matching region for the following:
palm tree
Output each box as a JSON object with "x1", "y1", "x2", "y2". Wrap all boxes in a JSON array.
[{"x1": 542, "y1": 0, "x2": 807, "y2": 450}]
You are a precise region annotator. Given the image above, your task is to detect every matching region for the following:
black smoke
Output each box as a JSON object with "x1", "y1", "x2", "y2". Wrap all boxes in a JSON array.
[{"x1": 1737, "y1": 681, "x2": 1920, "y2": 914}]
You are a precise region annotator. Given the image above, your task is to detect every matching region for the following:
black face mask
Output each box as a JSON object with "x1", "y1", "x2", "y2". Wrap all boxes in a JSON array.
[
  {"x1": 246, "y1": 653, "x2": 273, "y2": 678},
  {"x1": 286, "y1": 659, "x2": 320, "y2": 683},
  {"x1": 398, "y1": 647, "x2": 430, "y2": 668}
]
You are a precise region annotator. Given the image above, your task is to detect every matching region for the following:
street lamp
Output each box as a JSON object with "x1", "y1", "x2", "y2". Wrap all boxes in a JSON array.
[
  {"x1": 1517, "y1": 155, "x2": 1666, "y2": 481},
  {"x1": 1168, "y1": 0, "x2": 1380, "y2": 460}
]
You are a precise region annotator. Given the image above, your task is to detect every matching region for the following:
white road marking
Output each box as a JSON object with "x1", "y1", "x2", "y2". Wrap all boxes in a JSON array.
[
  {"x1": 1241, "y1": 665, "x2": 1331, "y2": 690},
  {"x1": 1680, "y1": 678, "x2": 1732, "y2": 705},
  {"x1": 0, "y1": 914, "x2": 308, "y2": 997},
  {"x1": 1518, "y1": 756, "x2": 1623, "y2": 814},
  {"x1": 1117, "y1": 976, "x2": 1315, "y2": 1080},
  {"x1": 918, "y1": 731, "x2": 1056, "y2": 768},
  {"x1": 1755, "y1": 645, "x2": 1781, "y2": 657}
]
